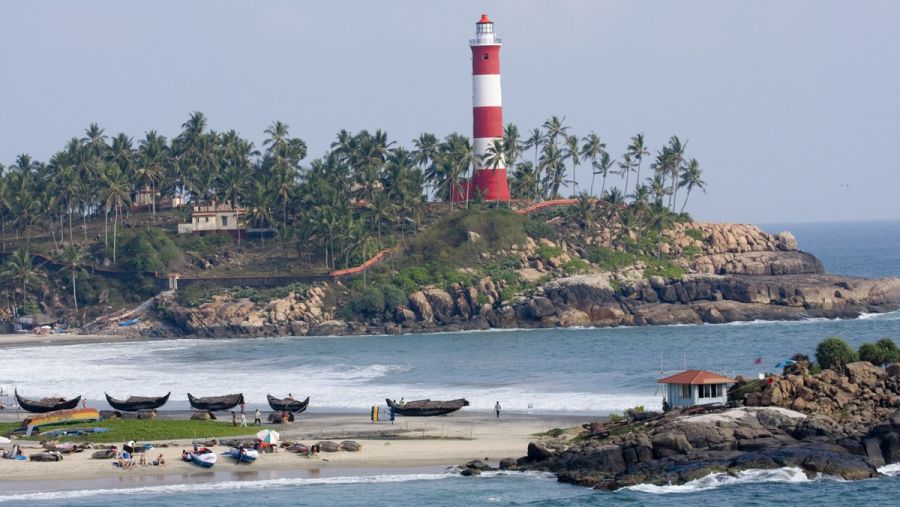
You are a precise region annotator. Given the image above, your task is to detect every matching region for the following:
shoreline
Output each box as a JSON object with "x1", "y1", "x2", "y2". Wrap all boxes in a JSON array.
[
  {"x1": 0, "y1": 412, "x2": 579, "y2": 489},
  {"x1": 1, "y1": 308, "x2": 897, "y2": 349}
]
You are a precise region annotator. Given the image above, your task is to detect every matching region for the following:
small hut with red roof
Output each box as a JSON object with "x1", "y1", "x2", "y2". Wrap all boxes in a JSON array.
[{"x1": 658, "y1": 370, "x2": 734, "y2": 409}]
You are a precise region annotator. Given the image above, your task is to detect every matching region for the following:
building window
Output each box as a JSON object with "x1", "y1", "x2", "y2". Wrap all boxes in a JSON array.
[
  {"x1": 698, "y1": 385, "x2": 721, "y2": 399},
  {"x1": 204, "y1": 217, "x2": 209, "y2": 223},
  {"x1": 482, "y1": 53, "x2": 489, "y2": 60},
  {"x1": 680, "y1": 385, "x2": 691, "y2": 399},
  {"x1": 221, "y1": 216, "x2": 228, "y2": 227}
]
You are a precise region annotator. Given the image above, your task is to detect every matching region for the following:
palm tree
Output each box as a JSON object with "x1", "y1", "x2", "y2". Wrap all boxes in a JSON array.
[
  {"x1": 593, "y1": 152, "x2": 616, "y2": 200},
  {"x1": 563, "y1": 135, "x2": 580, "y2": 194},
  {"x1": 412, "y1": 132, "x2": 439, "y2": 200},
  {"x1": 573, "y1": 192, "x2": 596, "y2": 230},
  {"x1": 580, "y1": 132, "x2": 606, "y2": 197},
  {"x1": 510, "y1": 161, "x2": 538, "y2": 201},
  {"x1": 678, "y1": 158, "x2": 706, "y2": 213},
  {"x1": 102, "y1": 166, "x2": 130, "y2": 263},
  {"x1": 539, "y1": 143, "x2": 565, "y2": 199},
  {"x1": 542, "y1": 115, "x2": 569, "y2": 147},
  {"x1": 0, "y1": 249, "x2": 45, "y2": 317},
  {"x1": 218, "y1": 164, "x2": 248, "y2": 244},
  {"x1": 502, "y1": 123, "x2": 522, "y2": 170},
  {"x1": 60, "y1": 243, "x2": 84, "y2": 314},
  {"x1": 627, "y1": 133, "x2": 649, "y2": 197},
  {"x1": 666, "y1": 136, "x2": 687, "y2": 212},
  {"x1": 523, "y1": 128, "x2": 544, "y2": 199},
  {"x1": 617, "y1": 154, "x2": 633, "y2": 203}
]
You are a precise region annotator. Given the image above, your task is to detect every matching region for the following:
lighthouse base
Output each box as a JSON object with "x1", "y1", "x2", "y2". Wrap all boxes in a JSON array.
[{"x1": 451, "y1": 169, "x2": 510, "y2": 203}]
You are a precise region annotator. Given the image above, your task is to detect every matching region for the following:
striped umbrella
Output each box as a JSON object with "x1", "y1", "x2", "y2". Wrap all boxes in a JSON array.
[{"x1": 256, "y1": 429, "x2": 280, "y2": 444}]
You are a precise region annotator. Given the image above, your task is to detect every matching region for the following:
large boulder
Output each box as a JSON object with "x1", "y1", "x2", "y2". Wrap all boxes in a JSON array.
[
  {"x1": 407, "y1": 292, "x2": 433, "y2": 322},
  {"x1": 423, "y1": 289, "x2": 455, "y2": 322}
]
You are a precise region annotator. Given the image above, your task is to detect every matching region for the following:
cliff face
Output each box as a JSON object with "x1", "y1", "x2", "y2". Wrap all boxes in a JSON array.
[
  {"x1": 144, "y1": 222, "x2": 900, "y2": 338},
  {"x1": 518, "y1": 362, "x2": 900, "y2": 490}
]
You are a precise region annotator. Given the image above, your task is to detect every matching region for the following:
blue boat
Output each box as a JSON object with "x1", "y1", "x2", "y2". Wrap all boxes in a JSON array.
[
  {"x1": 185, "y1": 448, "x2": 217, "y2": 468},
  {"x1": 223, "y1": 448, "x2": 259, "y2": 463}
]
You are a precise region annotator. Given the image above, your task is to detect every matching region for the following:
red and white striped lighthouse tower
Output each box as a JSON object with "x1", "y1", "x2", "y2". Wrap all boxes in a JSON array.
[{"x1": 468, "y1": 13, "x2": 510, "y2": 202}]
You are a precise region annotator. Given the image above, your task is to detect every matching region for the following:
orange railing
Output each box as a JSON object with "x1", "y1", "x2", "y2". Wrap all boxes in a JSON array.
[{"x1": 328, "y1": 248, "x2": 395, "y2": 278}]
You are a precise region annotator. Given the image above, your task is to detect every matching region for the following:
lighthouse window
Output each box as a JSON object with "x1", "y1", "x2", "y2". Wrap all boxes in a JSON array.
[{"x1": 482, "y1": 53, "x2": 489, "y2": 60}]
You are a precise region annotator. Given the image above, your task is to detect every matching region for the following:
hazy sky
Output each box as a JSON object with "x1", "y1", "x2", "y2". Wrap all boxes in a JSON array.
[{"x1": 1, "y1": 0, "x2": 898, "y2": 223}]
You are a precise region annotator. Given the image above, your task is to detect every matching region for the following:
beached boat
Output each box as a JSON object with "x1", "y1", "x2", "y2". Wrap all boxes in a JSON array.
[
  {"x1": 223, "y1": 447, "x2": 259, "y2": 463},
  {"x1": 385, "y1": 398, "x2": 469, "y2": 416},
  {"x1": 266, "y1": 394, "x2": 310, "y2": 413},
  {"x1": 105, "y1": 392, "x2": 170, "y2": 411},
  {"x1": 186, "y1": 447, "x2": 217, "y2": 468},
  {"x1": 21, "y1": 408, "x2": 100, "y2": 429},
  {"x1": 15, "y1": 390, "x2": 81, "y2": 413},
  {"x1": 187, "y1": 393, "x2": 244, "y2": 412}
]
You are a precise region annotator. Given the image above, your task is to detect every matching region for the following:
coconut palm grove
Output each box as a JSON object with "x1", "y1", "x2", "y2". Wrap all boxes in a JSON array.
[{"x1": 0, "y1": 111, "x2": 705, "y2": 325}]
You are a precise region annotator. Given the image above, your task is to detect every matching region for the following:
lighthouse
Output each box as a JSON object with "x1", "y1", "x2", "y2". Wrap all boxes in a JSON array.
[{"x1": 466, "y1": 13, "x2": 510, "y2": 202}]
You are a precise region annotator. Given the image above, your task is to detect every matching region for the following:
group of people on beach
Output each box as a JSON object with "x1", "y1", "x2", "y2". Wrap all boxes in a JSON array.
[{"x1": 114, "y1": 442, "x2": 165, "y2": 470}]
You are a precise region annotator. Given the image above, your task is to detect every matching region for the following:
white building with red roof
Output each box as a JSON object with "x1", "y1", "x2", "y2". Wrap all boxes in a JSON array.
[{"x1": 658, "y1": 369, "x2": 734, "y2": 409}]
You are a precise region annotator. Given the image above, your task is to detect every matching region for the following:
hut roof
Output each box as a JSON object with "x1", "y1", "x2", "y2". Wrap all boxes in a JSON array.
[{"x1": 658, "y1": 370, "x2": 734, "y2": 385}]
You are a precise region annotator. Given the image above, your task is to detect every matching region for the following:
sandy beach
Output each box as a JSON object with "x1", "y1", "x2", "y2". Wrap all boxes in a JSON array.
[{"x1": 0, "y1": 412, "x2": 580, "y2": 486}]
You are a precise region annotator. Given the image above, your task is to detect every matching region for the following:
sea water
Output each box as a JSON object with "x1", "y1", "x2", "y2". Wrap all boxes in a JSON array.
[{"x1": 1, "y1": 220, "x2": 898, "y2": 505}]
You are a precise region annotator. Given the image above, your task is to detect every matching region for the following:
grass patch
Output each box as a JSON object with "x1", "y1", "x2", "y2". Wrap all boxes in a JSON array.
[
  {"x1": 682, "y1": 245, "x2": 701, "y2": 258},
  {"x1": 2, "y1": 419, "x2": 264, "y2": 443},
  {"x1": 588, "y1": 246, "x2": 637, "y2": 270},
  {"x1": 563, "y1": 259, "x2": 591, "y2": 275},
  {"x1": 643, "y1": 259, "x2": 685, "y2": 280},
  {"x1": 684, "y1": 228, "x2": 703, "y2": 241},
  {"x1": 534, "y1": 246, "x2": 563, "y2": 260}
]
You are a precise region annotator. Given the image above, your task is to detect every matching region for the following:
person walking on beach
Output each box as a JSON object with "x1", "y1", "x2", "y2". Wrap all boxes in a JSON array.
[
  {"x1": 240, "y1": 411, "x2": 248, "y2": 427},
  {"x1": 494, "y1": 401, "x2": 501, "y2": 419},
  {"x1": 254, "y1": 409, "x2": 261, "y2": 426},
  {"x1": 231, "y1": 411, "x2": 237, "y2": 427}
]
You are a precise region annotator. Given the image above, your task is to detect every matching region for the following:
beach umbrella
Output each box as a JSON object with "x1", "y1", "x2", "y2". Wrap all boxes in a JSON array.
[
  {"x1": 774, "y1": 359, "x2": 797, "y2": 369},
  {"x1": 256, "y1": 429, "x2": 280, "y2": 444}
]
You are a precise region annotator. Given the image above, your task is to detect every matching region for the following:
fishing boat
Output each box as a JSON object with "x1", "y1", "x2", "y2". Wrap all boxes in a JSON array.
[
  {"x1": 105, "y1": 392, "x2": 171, "y2": 411},
  {"x1": 385, "y1": 398, "x2": 469, "y2": 417},
  {"x1": 21, "y1": 408, "x2": 100, "y2": 429},
  {"x1": 185, "y1": 448, "x2": 217, "y2": 468},
  {"x1": 15, "y1": 390, "x2": 81, "y2": 413},
  {"x1": 223, "y1": 447, "x2": 259, "y2": 463},
  {"x1": 187, "y1": 393, "x2": 244, "y2": 412},
  {"x1": 266, "y1": 394, "x2": 310, "y2": 413}
]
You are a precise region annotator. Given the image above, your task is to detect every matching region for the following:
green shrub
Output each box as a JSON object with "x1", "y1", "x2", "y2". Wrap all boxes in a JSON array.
[
  {"x1": 643, "y1": 260, "x2": 685, "y2": 280},
  {"x1": 684, "y1": 228, "x2": 703, "y2": 241},
  {"x1": 524, "y1": 219, "x2": 554, "y2": 240},
  {"x1": 476, "y1": 294, "x2": 489, "y2": 306},
  {"x1": 858, "y1": 338, "x2": 900, "y2": 366},
  {"x1": 563, "y1": 258, "x2": 591, "y2": 274},
  {"x1": 682, "y1": 245, "x2": 701, "y2": 258},
  {"x1": 269, "y1": 282, "x2": 308, "y2": 299},
  {"x1": 382, "y1": 284, "x2": 407, "y2": 311},
  {"x1": 816, "y1": 336, "x2": 859, "y2": 372},
  {"x1": 120, "y1": 228, "x2": 180, "y2": 273},
  {"x1": 535, "y1": 246, "x2": 563, "y2": 259},
  {"x1": 350, "y1": 287, "x2": 386, "y2": 317},
  {"x1": 588, "y1": 246, "x2": 637, "y2": 270}
]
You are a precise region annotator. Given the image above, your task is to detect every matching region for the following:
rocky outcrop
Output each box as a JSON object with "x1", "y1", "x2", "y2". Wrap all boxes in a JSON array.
[{"x1": 522, "y1": 363, "x2": 900, "y2": 490}]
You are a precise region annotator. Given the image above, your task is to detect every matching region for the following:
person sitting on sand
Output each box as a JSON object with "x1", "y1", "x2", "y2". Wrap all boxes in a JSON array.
[
  {"x1": 181, "y1": 450, "x2": 191, "y2": 462},
  {"x1": 139, "y1": 454, "x2": 146, "y2": 466},
  {"x1": 151, "y1": 454, "x2": 165, "y2": 466}
]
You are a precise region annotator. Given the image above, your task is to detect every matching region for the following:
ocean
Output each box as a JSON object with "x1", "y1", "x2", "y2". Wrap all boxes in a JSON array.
[{"x1": 1, "y1": 220, "x2": 899, "y2": 505}]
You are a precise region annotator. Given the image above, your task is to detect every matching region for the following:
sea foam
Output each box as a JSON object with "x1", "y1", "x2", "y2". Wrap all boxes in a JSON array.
[{"x1": 623, "y1": 467, "x2": 812, "y2": 494}]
